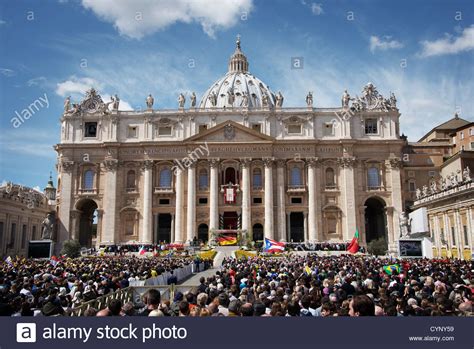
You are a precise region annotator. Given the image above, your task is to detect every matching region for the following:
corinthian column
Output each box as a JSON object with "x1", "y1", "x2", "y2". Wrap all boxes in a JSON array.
[
  {"x1": 338, "y1": 157, "x2": 357, "y2": 241},
  {"x1": 386, "y1": 157, "x2": 403, "y2": 251},
  {"x1": 307, "y1": 157, "x2": 318, "y2": 242},
  {"x1": 102, "y1": 159, "x2": 118, "y2": 244},
  {"x1": 264, "y1": 158, "x2": 274, "y2": 239},
  {"x1": 186, "y1": 164, "x2": 196, "y2": 242},
  {"x1": 174, "y1": 169, "x2": 184, "y2": 243},
  {"x1": 209, "y1": 159, "x2": 219, "y2": 230},
  {"x1": 241, "y1": 158, "x2": 252, "y2": 232},
  {"x1": 57, "y1": 160, "x2": 74, "y2": 248},
  {"x1": 141, "y1": 160, "x2": 153, "y2": 244},
  {"x1": 276, "y1": 159, "x2": 286, "y2": 241}
]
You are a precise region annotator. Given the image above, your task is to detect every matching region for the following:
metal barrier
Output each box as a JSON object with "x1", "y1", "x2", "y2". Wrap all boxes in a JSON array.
[
  {"x1": 69, "y1": 285, "x2": 174, "y2": 316},
  {"x1": 69, "y1": 263, "x2": 205, "y2": 316}
]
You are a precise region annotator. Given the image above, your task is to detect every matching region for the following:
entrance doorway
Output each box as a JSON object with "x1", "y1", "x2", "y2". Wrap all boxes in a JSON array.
[
  {"x1": 157, "y1": 214, "x2": 172, "y2": 243},
  {"x1": 364, "y1": 197, "x2": 387, "y2": 243},
  {"x1": 197, "y1": 224, "x2": 209, "y2": 243},
  {"x1": 290, "y1": 212, "x2": 304, "y2": 242},
  {"x1": 223, "y1": 212, "x2": 238, "y2": 230},
  {"x1": 76, "y1": 199, "x2": 98, "y2": 248},
  {"x1": 252, "y1": 223, "x2": 263, "y2": 241}
]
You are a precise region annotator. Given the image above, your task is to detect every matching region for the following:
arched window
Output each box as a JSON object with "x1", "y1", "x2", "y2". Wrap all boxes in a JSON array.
[
  {"x1": 83, "y1": 170, "x2": 94, "y2": 190},
  {"x1": 253, "y1": 168, "x2": 262, "y2": 189},
  {"x1": 290, "y1": 166, "x2": 302, "y2": 187},
  {"x1": 126, "y1": 170, "x2": 136, "y2": 189},
  {"x1": 159, "y1": 168, "x2": 172, "y2": 188},
  {"x1": 325, "y1": 168, "x2": 335, "y2": 188},
  {"x1": 199, "y1": 169, "x2": 208, "y2": 189},
  {"x1": 367, "y1": 167, "x2": 380, "y2": 188}
]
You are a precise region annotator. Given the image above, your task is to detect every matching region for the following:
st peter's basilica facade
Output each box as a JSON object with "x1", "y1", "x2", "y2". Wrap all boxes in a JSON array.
[{"x1": 55, "y1": 38, "x2": 405, "y2": 252}]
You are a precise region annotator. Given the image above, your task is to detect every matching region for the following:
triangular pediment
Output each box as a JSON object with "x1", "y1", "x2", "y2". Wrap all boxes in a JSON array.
[{"x1": 186, "y1": 120, "x2": 274, "y2": 143}]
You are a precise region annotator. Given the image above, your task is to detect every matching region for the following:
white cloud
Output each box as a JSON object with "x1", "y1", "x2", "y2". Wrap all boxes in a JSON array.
[
  {"x1": 311, "y1": 3, "x2": 323, "y2": 15},
  {"x1": 0, "y1": 68, "x2": 15, "y2": 77},
  {"x1": 369, "y1": 35, "x2": 404, "y2": 53},
  {"x1": 419, "y1": 25, "x2": 474, "y2": 57},
  {"x1": 80, "y1": 0, "x2": 253, "y2": 39},
  {"x1": 0, "y1": 20, "x2": 6, "y2": 25},
  {"x1": 56, "y1": 76, "x2": 133, "y2": 110},
  {"x1": 55, "y1": 76, "x2": 103, "y2": 97},
  {"x1": 27, "y1": 76, "x2": 47, "y2": 87}
]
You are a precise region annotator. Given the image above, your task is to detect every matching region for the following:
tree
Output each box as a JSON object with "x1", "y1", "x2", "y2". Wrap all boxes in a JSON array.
[
  {"x1": 61, "y1": 239, "x2": 81, "y2": 258},
  {"x1": 367, "y1": 238, "x2": 388, "y2": 256}
]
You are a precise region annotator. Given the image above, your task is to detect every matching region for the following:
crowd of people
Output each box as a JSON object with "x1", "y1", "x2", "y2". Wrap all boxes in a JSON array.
[
  {"x1": 0, "y1": 255, "x2": 194, "y2": 316},
  {"x1": 286, "y1": 242, "x2": 366, "y2": 252},
  {"x1": 99, "y1": 243, "x2": 185, "y2": 254},
  {"x1": 139, "y1": 255, "x2": 471, "y2": 317},
  {"x1": 1, "y1": 253, "x2": 472, "y2": 317}
]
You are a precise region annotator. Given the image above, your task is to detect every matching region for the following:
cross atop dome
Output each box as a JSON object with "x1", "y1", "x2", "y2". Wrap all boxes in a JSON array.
[{"x1": 228, "y1": 34, "x2": 248, "y2": 73}]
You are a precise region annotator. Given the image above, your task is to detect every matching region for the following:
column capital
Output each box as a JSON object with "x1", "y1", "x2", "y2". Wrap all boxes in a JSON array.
[
  {"x1": 385, "y1": 157, "x2": 403, "y2": 169},
  {"x1": 263, "y1": 157, "x2": 275, "y2": 168},
  {"x1": 240, "y1": 157, "x2": 252, "y2": 168},
  {"x1": 337, "y1": 156, "x2": 356, "y2": 168},
  {"x1": 276, "y1": 159, "x2": 287, "y2": 168},
  {"x1": 141, "y1": 159, "x2": 154, "y2": 171},
  {"x1": 60, "y1": 160, "x2": 75, "y2": 173},
  {"x1": 102, "y1": 159, "x2": 119, "y2": 171},
  {"x1": 306, "y1": 157, "x2": 320, "y2": 168},
  {"x1": 187, "y1": 161, "x2": 197, "y2": 169},
  {"x1": 209, "y1": 158, "x2": 220, "y2": 168}
]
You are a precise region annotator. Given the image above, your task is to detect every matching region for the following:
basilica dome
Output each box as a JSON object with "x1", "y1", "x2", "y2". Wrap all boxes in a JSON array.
[{"x1": 199, "y1": 37, "x2": 276, "y2": 109}]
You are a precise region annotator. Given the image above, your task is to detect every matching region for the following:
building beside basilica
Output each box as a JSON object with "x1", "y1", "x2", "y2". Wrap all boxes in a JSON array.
[{"x1": 49, "y1": 37, "x2": 472, "y2": 258}]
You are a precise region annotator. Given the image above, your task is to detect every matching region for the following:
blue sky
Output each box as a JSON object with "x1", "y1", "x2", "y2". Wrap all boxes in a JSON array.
[{"x1": 0, "y1": 0, "x2": 473, "y2": 190}]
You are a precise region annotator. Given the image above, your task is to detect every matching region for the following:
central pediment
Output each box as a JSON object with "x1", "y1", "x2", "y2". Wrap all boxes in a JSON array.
[{"x1": 186, "y1": 120, "x2": 274, "y2": 143}]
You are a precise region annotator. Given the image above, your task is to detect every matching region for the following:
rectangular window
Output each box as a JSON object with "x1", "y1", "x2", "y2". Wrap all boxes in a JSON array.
[
  {"x1": 409, "y1": 181, "x2": 416, "y2": 192},
  {"x1": 128, "y1": 126, "x2": 138, "y2": 138},
  {"x1": 428, "y1": 171, "x2": 436, "y2": 177},
  {"x1": 451, "y1": 227, "x2": 456, "y2": 245},
  {"x1": 460, "y1": 132, "x2": 464, "y2": 140},
  {"x1": 440, "y1": 227, "x2": 445, "y2": 244},
  {"x1": 367, "y1": 167, "x2": 380, "y2": 188},
  {"x1": 159, "y1": 199, "x2": 170, "y2": 205},
  {"x1": 198, "y1": 124, "x2": 208, "y2": 133},
  {"x1": 253, "y1": 197, "x2": 262, "y2": 204},
  {"x1": 32, "y1": 226, "x2": 37, "y2": 241},
  {"x1": 288, "y1": 124, "x2": 302, "y2": 134},
  {"x1": 364, "y1": 118, "x2": 378, "y2": 134},
  {"x1": 463, "y1": 225, "x2": 468, "y2": 245},
  {"x1": 291, "y1": 197, "x2": 303, "y2": 204},
  {"x1": 470, "y1": 142, "x2": 474, "y2": 150},
  {"x1": 125, "y1": 218, "x2": 134, "y2": 235},
  {"x1": 21, "y1": 225, "x2": 27, "y2": 249},
  {"x1": 84, "y1": 122, "x2": 97, "y2": 137},
  {"x1": 323, "y1": 122, "x2": 334, "y2": 136},
  {"x1": 198, "y1": 197, "x2": 208, "y2": 205},
  {"x1": 158, "y1": 126, "x2": 172, "y2": 136},
  {"x1": 470, "y1": 128, "x2": 474, "y2": 136},
  {"x1": 251, "y1": 123, "x2": 261, "y2": 133}
]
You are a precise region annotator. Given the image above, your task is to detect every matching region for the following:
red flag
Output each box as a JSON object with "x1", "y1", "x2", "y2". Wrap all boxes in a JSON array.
[{"x1": 347, "y1": 229, "x2": 360, "y2": 254}]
